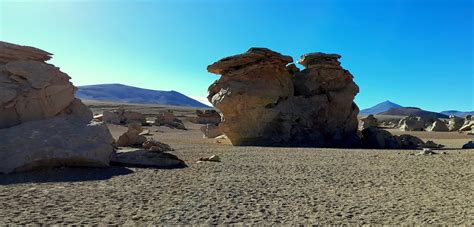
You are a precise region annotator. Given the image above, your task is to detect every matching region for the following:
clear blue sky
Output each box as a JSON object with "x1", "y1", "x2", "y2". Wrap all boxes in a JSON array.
[{"x1": 1, "y1": 0, "x2": 472, "y2": 111}]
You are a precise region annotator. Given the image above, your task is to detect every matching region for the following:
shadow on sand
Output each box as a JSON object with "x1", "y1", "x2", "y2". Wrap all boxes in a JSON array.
[{"x1": 0, "y1": 167, "x2": 134, "y2": 185}]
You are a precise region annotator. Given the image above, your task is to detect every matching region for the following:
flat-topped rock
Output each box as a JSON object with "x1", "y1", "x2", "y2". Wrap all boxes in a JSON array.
[
  {"x1": 0, "y1": 41, "x2": 52, "y2": 64},
  {"x1": 297, "y1": 52, "x2": 341, "y2": 68},
  {"x1": 207, "y1": 47, "x2": 293, "y2": 75}
]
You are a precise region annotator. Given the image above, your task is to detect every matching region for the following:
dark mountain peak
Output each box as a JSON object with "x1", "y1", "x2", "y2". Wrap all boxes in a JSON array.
[
  {"x1": 360, "y1": 100, "x2": 403, "y2": 115},
  {"x1": 76, "y1": 84, "x2": 210, "y2": 108}
]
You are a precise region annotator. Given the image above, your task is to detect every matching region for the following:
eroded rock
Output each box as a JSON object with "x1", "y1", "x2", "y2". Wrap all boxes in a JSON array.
[
  {"x1": 116, "y1": 123, "x2": 146, "y2": 147},
  {"x1": 207, "y1": 48, "x2": 359, "y2": 147},
  {"x1": 0, "y1": 41, "x2": 114, "y2": 173},
  {"x1": 154, "y1": 111, "x2": 186, "y2": 130}
]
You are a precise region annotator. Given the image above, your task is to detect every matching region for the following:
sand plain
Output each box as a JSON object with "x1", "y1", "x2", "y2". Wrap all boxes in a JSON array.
[{"x1": 0, "y1": 102, "x2": 473, "y2": 225}]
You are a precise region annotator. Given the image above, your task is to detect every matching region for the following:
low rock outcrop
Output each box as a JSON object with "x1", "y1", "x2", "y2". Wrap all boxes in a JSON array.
[
  {"x1": 0, "y1": 41, "x2": 114, "y2": 173},
  {"x1": 103, "y1": 109, "x2": 146, "y2": 125},
  {"x1": 399, "y1": 116, "x2": 427, "y2": 131},
  {"x1": 207, "y1": 48, "x2": 359, "y2": 147},
  {"x1": 447, "y1": 115, "x2": 464, "y2": 131},
  {"x1": 142, "y1": 138, "x2": 173, "y2": 153},
  {"x1": 154, "y1": 111, "x2": 186, "y2": 130},
  {"x1": 426, "y1": 119, "x2": 449, "y2": 132},
  {"x1": 361, "y1": 127, "x2": 442, "y2": 149},
  {"x1": 111, "y1": 148, "x2": 186, "y2": 168},
  {"x1": 359, "y1": 114, "x2": 378, "y2": 130},
  {"x1": 116, "y1": 123, "x2": 147, "y2": 147},
  {"x1": 459, "y1": 115, "x2": 473, "y2": 132}
]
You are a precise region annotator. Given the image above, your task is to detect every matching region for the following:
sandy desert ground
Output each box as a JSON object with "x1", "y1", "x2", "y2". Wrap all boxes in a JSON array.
[{"x1": 0, "y1": 102, "x2": 473, "y2": 225}]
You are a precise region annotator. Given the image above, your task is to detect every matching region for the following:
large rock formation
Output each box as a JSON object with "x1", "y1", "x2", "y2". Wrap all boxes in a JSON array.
[
  {"x1": 0, "y1": 41, "x2": 114, "y2": 173},
  {"x1": 207, "y1": 48, "x2": 359, "y2": 147}
]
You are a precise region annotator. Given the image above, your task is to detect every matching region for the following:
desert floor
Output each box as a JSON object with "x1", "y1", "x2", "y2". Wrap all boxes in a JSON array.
[{"x1": 0, "y1": 102, "x2": 473, "y2": 225}]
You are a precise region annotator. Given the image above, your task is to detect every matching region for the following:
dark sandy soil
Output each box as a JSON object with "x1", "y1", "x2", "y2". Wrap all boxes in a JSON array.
[{"x1": 0, "y1": 102, "x2": 472, "y2": 225}]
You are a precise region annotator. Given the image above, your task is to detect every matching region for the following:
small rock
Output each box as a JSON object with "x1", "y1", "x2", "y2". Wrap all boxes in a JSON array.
[
  {"x1": 139, "y1": 129, "x2": 152, "y2": 136},
  {"x1": 416, "y1": 148, "x2": 438, "y2": 155},
  {"x1": 198, "y1": 155, "x2": 221, "y2": 162}
]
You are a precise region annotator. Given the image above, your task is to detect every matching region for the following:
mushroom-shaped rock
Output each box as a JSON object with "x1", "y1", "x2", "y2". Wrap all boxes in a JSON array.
[{"x1": 206, "y1": 48, "x2": 360, "y2": 147}]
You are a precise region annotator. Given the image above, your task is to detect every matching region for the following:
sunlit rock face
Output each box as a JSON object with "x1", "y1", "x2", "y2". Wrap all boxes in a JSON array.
[
  {"x1": 207, "y1": 48, "x2": 360, "y2": 147},
  {"x1": 0, "y1": 41, "x2": 114, "y2": 173}
]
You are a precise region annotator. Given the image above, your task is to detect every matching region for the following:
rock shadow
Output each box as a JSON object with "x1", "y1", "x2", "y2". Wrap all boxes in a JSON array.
[{"x1": 0, "y1": 166, "x2": 134, "y2": 185}]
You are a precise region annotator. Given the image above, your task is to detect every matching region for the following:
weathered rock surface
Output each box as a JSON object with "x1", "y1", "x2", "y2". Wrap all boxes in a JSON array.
[
  {"x1": 200, "y1": 124, "x2": 224, "y2": 138},
  {"x1": 207, "y1": 48, "x2": 359, "y2": 147},
  {"x1": 103, "y1": 109, "x2": 146, "y2": 125},
  {"x1": 116, "y1": 123, "x2": 146, "y2": 147},
  {"x1": 0, "y1": 59, "x2": 81, "y2": 128},
  {"x1": 359, "y1": 114, "x2": 378, "y2": 130},
  {"x1": 193, "y1": 110, "x2": 221, "y2": 125},
  {"x1": 0, "y1": 42, "x2": 52, "y2": 64},
  {"x1": 459, "y1": 115, "x2": 473, "y2": 132},
  {"x1": 0, "y1": 117, "x2": 114, "y2": 173},
  {"x1": 154, "y1": 111, "x2": 186, "y2": 130},
  {"x1": 426, "y1": 119, "x2": 449, "y2": 132},
  {"x1": 399, "y1": 116, "x2": 427, "y2": 131},
  {"x1": 447, "y1": 115, "x2": 464, "y2": 131},
  {"x1": 0, "y1": 41, "x2": 115, "y2": 173},
  {"x1": 111, "y1": 148, "x2": 186, "y2": 169}
]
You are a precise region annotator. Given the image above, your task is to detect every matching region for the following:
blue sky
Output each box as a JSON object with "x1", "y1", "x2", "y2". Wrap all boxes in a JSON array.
[{"x1": 1, "y1": 0, "x2": 472, "y2": 111}]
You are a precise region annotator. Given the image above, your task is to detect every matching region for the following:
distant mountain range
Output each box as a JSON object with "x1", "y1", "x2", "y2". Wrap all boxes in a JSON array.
[
  {"x1": 360, "y1": 100, "x2": 472, "y2": 118},
  {"x1": 379, "y1": 107, "x2": 448, "y2": 119},
  {"x1": 76, "y1": 84, "x2": 210, "y2": 108},
  {"x1": 359, "y1": 101, "x2": 402, "y2": 115},
  {"x1": 440, "y1": 110, "x2": 474, "y2": 117}
]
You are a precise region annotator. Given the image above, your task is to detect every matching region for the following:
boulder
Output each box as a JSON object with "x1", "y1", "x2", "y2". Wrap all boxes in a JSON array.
[
  {"x1": 0, "y1": 116, "x2": 114, "y2": 174},
  {"x1": 399, "y1": 116, "x2": 427, "y2": 131},
  {"x1": 207, "y1": 48, "x2": 359, "y2": 147},
  {"x1": 361, "y1": 127, "x2": 402, "y2": 149},
  {"x1": 193, "y1": 110, "x2": 221, "y2": 125},
  {"x1": 111, "y1": 148, "x2": 186, "y2": 169},
  {"x1": 103, "y1": 109, "x2": 146, "y2": 125},
  {"x1": 459, "y1": 115, "x2": 473, "y2": 132},
  {"x1": 360, "y1": 127, "x2": 441, "y2": 150},
  {"x1": 462, "y1": 141, "x2": 474, "y2": 149},
  {"x1": 200, "y1": 124, "x2": 224, "y2": 138},
  {"x1": 154, "y1": 111, "x2": 186, "y2": 130},
  {"x1": 426, "y1": 119, "x2": 449, "y2": 132},
  {"x1": 359, "y1": 114, "x2": 378, "y2": 130},
  {"x1": 0, "y1": 41, "x2": 115, "y2": 173},
  {"x1": 116, "y1": 123, "x2": 146, "y2": 147},
  {"x1": 198, "y1": 155, "x2": 221, "y2": 162},
  {"x1": 447, "y1": 115, "x2": 464, "y2": 131},
  {"x1": 0, "y1": 59, "x2": 79, "y2": 128},
  {"x1": 142, "y1": 138, "x2": 173, "y2": 153}
]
